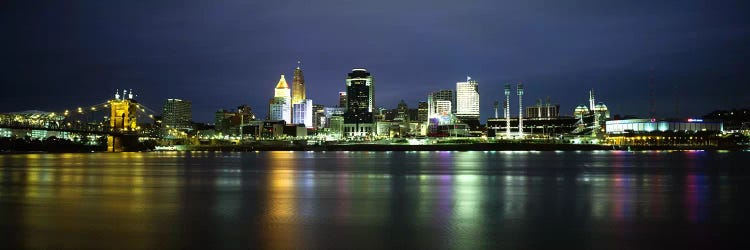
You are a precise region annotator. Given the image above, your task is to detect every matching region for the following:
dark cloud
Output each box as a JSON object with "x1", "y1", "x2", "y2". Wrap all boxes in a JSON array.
[{"x1": 1, "y1": 0, "x2": 748, "y2": 121}]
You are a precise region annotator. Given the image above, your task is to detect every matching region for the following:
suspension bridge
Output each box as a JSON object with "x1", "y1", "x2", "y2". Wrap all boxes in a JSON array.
[{"x1": 0, "y1": 90, "x2": 160, "y2": 152}]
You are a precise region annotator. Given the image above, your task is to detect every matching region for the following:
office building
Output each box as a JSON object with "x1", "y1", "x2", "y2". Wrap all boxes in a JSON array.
[
  {"x1": 417, "y1": 101, "x2": 428, "y2": 122},
  {"x1": 162, "y1": 99, "x2": 192, "y2": 131},
  {"x1": 427, "y1": 90, "x2": 454, "y2": 119},
  {"x1": 215, "y1": 109, "x2": 235, "y2": 135},
  {"x1": 396, "y1": 100, "x2": 409, "y2": 122},
  {"x1": 269, "y1": 74, "x2": 291, "y2": 123},
  {"x1": 214, "y1": 105, "x2": 256, "y2": 136},
  {"x1": 329, "y1": 116, "x2": 344, "y2": 138},
  {"x1": 456, "y1": 77, "x2": 480, "y2": 129},
  {"x1": 324, "y1": 107, "x2": 345, "y2": 119},
  {"x1": 456, "y1": 78, "x2": 480, "y2": 119},
  {"x1": 293, "y1": 99, "x2": 313, "y2": 128},
  {"x1": 343, "y1": 68, "x2": 375, "y2": 137},
  {"x1": 338, "y1": 91, "x2": 347, "y2": 108},
  {"x1": 313, "y1": 104, "x2": 325, "y2": 129}
]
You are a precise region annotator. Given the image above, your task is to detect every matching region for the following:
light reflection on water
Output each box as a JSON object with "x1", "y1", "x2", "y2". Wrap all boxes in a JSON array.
[{"x1": 0, "y1": 151, "x2": 748, "y2": 249}]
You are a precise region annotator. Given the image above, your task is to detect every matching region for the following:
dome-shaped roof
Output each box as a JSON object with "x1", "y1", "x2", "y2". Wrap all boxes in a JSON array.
[
  {"x1": 574, "y1": 104, "x2": 589, "y2": 113},
  {"x1": 594, "y1": 102, "x2": 608, "y2": 111},
  {"x1": 574, "y1": 105, "x2": 589, "y2": 117}
]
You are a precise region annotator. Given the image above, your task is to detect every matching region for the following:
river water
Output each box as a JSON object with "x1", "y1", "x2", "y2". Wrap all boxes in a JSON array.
[{"x1": 1, "y1": 151, "x2": 748, "y2": 249}]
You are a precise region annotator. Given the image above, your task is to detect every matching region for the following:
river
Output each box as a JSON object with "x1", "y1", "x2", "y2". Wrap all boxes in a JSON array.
[{"x1": 1, "y1": 150, "x2": 748, "y2": 249}]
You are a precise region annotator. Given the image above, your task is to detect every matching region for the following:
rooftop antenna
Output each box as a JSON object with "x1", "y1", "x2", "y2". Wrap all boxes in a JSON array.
[
  {"x1": 128, "y1": 89, "x2": 134, "y2": 99},
  {"x1": 114, "y1": 89, "x2": 120, "y2": 100},
  {"x1": 297, "y1": 59, "x2": 301, "y2": 69}
]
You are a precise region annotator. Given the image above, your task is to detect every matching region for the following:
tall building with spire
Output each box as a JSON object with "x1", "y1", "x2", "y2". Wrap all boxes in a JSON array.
[
  {"x1": 269, "y1": 74, "x2": 292, "y2": 123},
  {"x1": 292, "y1": 60, "x2": 306, "y2": 105}
]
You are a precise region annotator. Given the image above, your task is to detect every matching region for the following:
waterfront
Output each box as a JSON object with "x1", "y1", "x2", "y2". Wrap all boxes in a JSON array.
[{"x1": 1, "y1": 151, "x2": 748, "y2": 249}]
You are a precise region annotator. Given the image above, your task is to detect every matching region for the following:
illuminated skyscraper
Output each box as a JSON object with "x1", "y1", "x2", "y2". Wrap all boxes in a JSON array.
[
  {"x1": 162, "y1": 98, "x2": 192, "y2": 131},
  {"x1": 456, "y1": 77, "x2": 480, "y2": 119},
  {"x1": 293, "y1": 99, "x2": 313, "y2": 128},
  {"x1": 292, "y1": 61, "x2": 306, "y2": 105},
  {"x1": 269, "y1": 74, "x2": 291, "y2": 123},
  {"x1": 343, "y1": 68, "x2": 375, "y2": 137}
]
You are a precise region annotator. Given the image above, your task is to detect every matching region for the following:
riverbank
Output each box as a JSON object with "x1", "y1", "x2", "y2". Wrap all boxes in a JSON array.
[
  {"x1": 180, "y1": 143, "x2": 748, "y2": 152},
  {"x1": 3, "y1": 142, "x2": 747, "y2": 153}
]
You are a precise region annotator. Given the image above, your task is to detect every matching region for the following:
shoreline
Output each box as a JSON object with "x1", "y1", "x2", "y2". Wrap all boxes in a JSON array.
[
  {"x1": 178, "y1": 143, "x2": 747, "y2": 152},
  {"x1": 2, "y1": 143, "x2": 747, "y2": 153}
]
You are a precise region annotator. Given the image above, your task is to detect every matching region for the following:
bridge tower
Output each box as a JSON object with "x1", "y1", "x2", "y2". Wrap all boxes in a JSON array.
[{"x1": 107, "y1": 90, "x2": 139, "y2": 152}]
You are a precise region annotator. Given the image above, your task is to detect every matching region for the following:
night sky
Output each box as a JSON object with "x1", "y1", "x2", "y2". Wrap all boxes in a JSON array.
[{"x1": 2, "y1": 0, "x2": 749, "y2": 122}]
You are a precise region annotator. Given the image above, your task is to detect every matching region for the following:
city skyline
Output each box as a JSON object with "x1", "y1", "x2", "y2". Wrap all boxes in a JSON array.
[
  {"x1": 1, "y1": 0, "x2": 749, "y2": 122},
  {"x1": 1, "y1": 2, "x2": 749, "y2": 249}
]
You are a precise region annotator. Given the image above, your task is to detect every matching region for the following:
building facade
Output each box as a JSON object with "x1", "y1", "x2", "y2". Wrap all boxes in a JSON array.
[
  {"x1": 338, "y1": 91, "x2": 347, "y2": 108},
  {"x1": 605, "y1": 119, "x2": 724, "y2": 146},
  {"x1": 269, "y1": 75, "x2": 292, "y2": 123},
  {"x1": 605, "y1": 119, "x2": 723, "y2": 134},
  {"x1": 396, "y1": 100, "x2": 409, "y2": 122},
  {"x1": 313, "y1": 104, "x2": 325, "y2": 130},
  {"x1": 293, "y1": 99, "x2": 313, "y2": 128},
  {"x1": 329, "y1": 116, "x2": 344, "y2": 139},
  {"x1": 162, "y1": 99, "x2": 192, "y2": 131},
  {"x1": 427, "y1": 90, "x2": 454, "y2": 119},
  {"x1": 417, "y1": 101, "x2": 428, "y2": 122},
  {"x1": 292, "y1": 62, "x2": 306, "y2": 105},
  {"x1": 456, "y1": 78, "x2": 480, "y2": 119},
  {"x1": 215, "y1": 109, "x2": 235, "y2": 135},
  {"x1": 526, "y1": 99, "x2": 560, "y2": 119},
  {"x1": 213, "y1": 105, "x2": 256, "y2": 136},
  {"x1": 343, "y1": 69, "x2": 375, "y2": 137}
]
